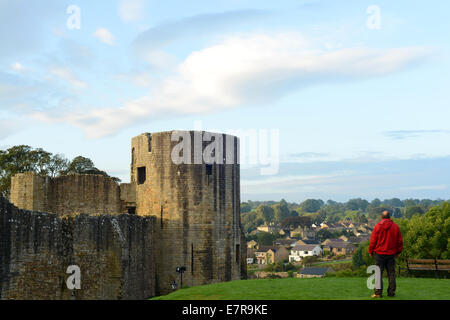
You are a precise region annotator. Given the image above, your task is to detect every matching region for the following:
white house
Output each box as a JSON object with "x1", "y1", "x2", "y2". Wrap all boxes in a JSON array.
[
  {"x1": 289, "y1": 244, "x2": 322, "y2": 262},
  {"x1": 246, "y1": 257, "x2": 254, "y2": 264}
]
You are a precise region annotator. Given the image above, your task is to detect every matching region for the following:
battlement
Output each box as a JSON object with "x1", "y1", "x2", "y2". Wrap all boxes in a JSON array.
[{"x1": 10, "y1": 172, "x2": 128, "y2": 216}]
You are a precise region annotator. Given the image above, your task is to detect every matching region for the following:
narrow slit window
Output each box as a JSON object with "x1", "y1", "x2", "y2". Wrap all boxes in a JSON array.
[
  {"x1": 236, "y1": 244, "x2": 240, "y2": 263},
  {"x1": 137, "y1": 166, "x2": 146, "y2": 185},
  {"x1": 145, "y1": 133, "x2": 152, "y2": 152},
  {"x1": 205, "y1": 164, "x2": 212, "y2": 176},
  {"x1": 160, "y1": 205, "x2": 163, "y2": 229}
]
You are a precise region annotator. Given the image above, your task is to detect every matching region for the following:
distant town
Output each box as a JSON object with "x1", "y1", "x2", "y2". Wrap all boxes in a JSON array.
[{"x1": 242, "y1": 198, "x2": 447, "y2": 279}]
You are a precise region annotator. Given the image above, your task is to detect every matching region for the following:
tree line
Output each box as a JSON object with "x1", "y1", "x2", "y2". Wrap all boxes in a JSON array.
[{"x1": 240, "y1": 197, "x2": 448, "y2": 236}]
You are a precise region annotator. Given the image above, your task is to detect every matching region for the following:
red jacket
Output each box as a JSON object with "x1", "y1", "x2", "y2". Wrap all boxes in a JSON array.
[{"x1": 368, "y1": 218, "x2": 403, "y2": 255}]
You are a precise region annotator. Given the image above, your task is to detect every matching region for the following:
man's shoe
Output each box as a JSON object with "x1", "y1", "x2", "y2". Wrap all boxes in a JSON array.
[{"x1": 371, "y1": 294, "x2": 382, "y2": 298}]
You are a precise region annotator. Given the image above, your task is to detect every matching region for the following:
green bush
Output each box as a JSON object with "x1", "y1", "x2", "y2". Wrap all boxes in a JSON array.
[
  {"x1": 264, "y1": 261, "x2": 297, "y2": 272},
  {"x1": 352, "y1": 241, "x2": 375, "y2": 269}
]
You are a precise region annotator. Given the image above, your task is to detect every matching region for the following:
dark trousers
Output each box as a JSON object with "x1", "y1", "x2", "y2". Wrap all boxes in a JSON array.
[{"x1": 374, "y1": 253, "x2": 396, "y2": 296}]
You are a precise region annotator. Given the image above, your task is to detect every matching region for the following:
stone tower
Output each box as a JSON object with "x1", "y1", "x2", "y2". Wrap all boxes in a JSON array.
[{"x1": 131, "y1": 131, "x2": 246, "y2": 294}]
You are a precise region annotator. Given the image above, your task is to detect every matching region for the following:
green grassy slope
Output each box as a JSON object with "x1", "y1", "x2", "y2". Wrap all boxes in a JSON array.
[{"x1": 151, "y1": 277, "x2": 450, "y2": 300}]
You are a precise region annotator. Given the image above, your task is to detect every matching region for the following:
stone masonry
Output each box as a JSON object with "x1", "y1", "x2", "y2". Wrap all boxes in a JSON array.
[
  {"x1": 3, "y1": 130, "x2": 247, "y2": 299},
  {"x1": 131, "y1": 131, "x2": 246, "y2": 294},
  {"x1": 0, "y1": 195, "x2": 155, "y2": 299}
]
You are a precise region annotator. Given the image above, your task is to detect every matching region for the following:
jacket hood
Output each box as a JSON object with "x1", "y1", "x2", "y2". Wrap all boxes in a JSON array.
[{"x1": 378, "y1": 218, "x2": 393, "y2": 230}]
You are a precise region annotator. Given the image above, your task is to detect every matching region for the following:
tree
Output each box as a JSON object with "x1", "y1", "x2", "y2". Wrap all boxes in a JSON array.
[
  {"x1": 371, "y1": 198, "x2": 381, "y2": 207},
  {"x1": 257, "y1": 232, "x2": 278, "y2": 246},
  {"x1": 63, "y1": 155, "x2": 121, "y2": 183},
  {"x1": 316, "y1": 229, "x2": 333, "y2": 242},
  {"x1": 346, "y1": 198, "x2": 369, "y2": 211},
  {"x1": 290, "y1": 210, "x2": 299, "y2": 217},
  {"x1": 401, "y1": 202, "x2": 450, "y2": 259},
  {"x1": 355, "y1": 213, "x2": 368, "y2": 224},
  {"x1": 403, "y1": 206, "x2": 424, "y2": 219},
  {"x1": 241, "y1": 211, "x2": 261, "y2": 234},
  {"x1": 299, "y1": 199, "x2": 323, "y2": 213},
  {"x1": 241, "y1": 202, "x2": 252, "y2": 213},
  {"x1": 272, "y1": 202, "x2": 290, "y2": 223},
  {"x1": 47, "y1": 154, "x2": 70, "y2": 178},
  {"x1": 256, "y1": 205, "x2": 275, "y2": 224},
  {"x1": 352, "y1": 241, "x2": 374, "y2": 269},
  {"x1": 65, "y1": 156, "x2": 96, "y2": 174},
  {"x1": 327, "y1": 200, "x2": 338, "y2": 206},
  {"x1": 280, "y1": 216, "x2": 312, "y2": 230},
  {"x1": 383, "y1": 198, "x2": 404, "y2": 208},
  {"x1": 367, "y1": 206, "x2": 391, "y2": 220},
  {"x1": 0, "y1": 145, "x2": 66, "y2": 198}
]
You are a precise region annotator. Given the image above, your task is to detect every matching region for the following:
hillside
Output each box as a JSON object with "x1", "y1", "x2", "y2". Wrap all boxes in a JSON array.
[{"x1": 151, "y1": 277, "x2": 450, "y2": 300}]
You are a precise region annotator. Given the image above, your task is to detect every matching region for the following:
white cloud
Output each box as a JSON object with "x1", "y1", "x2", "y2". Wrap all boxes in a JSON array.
[
  {"x1": 10, "y1": 62, "x2": 23, "y2": 72},
  {"x1": 48, "y1": 67, "x2": 88, "y2": 89},
  {"x1": 33, "y1": 32, "x2": 430, "y2": 139},
  {"x1": 118, "y1": 0, "x2": 144, "y2": 22},
  {"x1": 93, "y1": 27, "x2": 115, "y2": 45}
]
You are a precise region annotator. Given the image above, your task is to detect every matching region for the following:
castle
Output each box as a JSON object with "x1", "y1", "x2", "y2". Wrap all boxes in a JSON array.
[{"x1": 0, "y1": 131, "x2": 247, "y2": 299}]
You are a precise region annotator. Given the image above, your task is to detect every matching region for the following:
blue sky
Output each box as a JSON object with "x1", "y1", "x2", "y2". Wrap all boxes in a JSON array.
[{"x1": 1, "y1": 0, "x2": 449, "y2": 202}]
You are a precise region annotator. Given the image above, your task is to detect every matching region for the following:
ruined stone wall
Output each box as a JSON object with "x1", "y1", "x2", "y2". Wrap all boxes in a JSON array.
[
  {"x1": 0, "y1": 196, "x2": 155, "y2": 300},
  {"x1": 10, "y1": 173, "x2": 123, "y2": 216},
  {"x1": 10, "y1": 172, "x2": 48, "y2": 212},
  {"x1": 119, "y1": 183, "x2": 136, "y2": 212},
  {"x1": 131, "y1": 131, "x2": 246, "y2": 294}
]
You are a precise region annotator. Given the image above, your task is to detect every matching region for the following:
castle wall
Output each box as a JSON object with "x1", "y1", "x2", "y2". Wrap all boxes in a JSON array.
[
  {"x1": 119, "y1": 183, "x2": 136, "y2": 212},
  {"x1": 131, "y1": 131, "x2": 246, "y2": 294},
  {"x1": 10, "y1": 173, "x2": 123, "y2": 216},
  {"x1": 5, "y1": 130, "x2": 246, "y2": 298},
  {"x1": 0, "y1": 196, "x2": 155, "y2": 300}
]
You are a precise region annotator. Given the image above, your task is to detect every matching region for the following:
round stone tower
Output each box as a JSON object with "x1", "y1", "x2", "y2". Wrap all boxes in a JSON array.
[{"x1": 131, "y1": 131, "x2": 246, "y2": 294}]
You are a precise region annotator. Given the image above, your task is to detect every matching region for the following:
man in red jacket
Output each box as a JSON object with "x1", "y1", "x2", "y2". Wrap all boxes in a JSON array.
[{"x1": 368, "y1": 210, "x2": 403, "y2": 298}]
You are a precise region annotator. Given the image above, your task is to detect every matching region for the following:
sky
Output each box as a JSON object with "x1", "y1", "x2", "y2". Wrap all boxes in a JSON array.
[{"x1": 0, "y1": 0, "x2": 449, "y2": 202}]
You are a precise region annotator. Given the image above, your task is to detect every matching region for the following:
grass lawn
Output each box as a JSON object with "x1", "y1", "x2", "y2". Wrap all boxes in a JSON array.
[{"x1": 151, "y1": 277, "x2": 450, "y2": 300}]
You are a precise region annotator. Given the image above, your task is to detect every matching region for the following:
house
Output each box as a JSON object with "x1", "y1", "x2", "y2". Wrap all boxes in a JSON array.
[
  {"x1": 339, "y1": 235, "x2": 349, "y2": 242},
  {"x1": 296, "y1": 239, "x2": 320, "y2": 246},
  {"x1": 339, "y1": 221, "x2": 355, "y2": 229},
  {"x1": 354, "y1": 234, "x2": 371, "y2": 244},
  {"x1": 247, "y1": 240, "x2": 258, "y2": 249},
  {"x1": 320, "y1": 222, "x2": 329, "y2": 229},
  {"x1": 257, "y1": 224, "x2": 279, "y2": 234},
  {"x1": 297, "y1": 267, "x2": 334, "y2": 278},
  {"x1": 247, "y1": 248, "x2": 255, "y2": 264},
  {"x1": 353, "y1": 224, "x2": 373, "y2": 236},
  {"x1": 328, "y1": 242, "x2": 356, "y2": 255},
  {"x1": 328, "y1": 226, "x2": 345, "y2": 232},
  {"x1": 289, "y1": 244, "x2": 322, "y2": 262},
  {"x1": 273, "y1": 238, "x2": 297, "y2": 248},
  {"x1": 290, "y1": 226, "x2": 316, "y2": 239},
  {"x1": 255, "y1": 246, "x2": 289, "y2": 265},
  {"x1": 321, "y1": 238, "x2": 346, "y2": 246}
]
